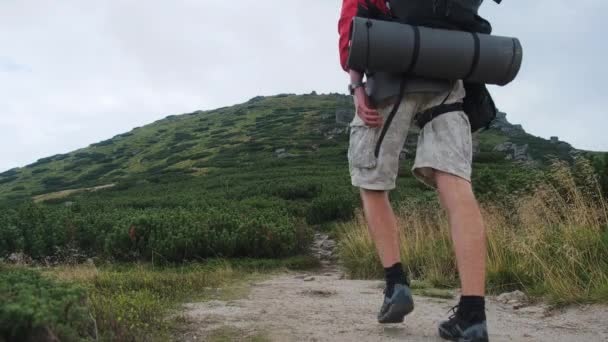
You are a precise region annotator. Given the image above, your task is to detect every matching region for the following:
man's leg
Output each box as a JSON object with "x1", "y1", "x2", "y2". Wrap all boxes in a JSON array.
[
  {"x1": 435, "y1": 170, "x2": 488, "y2": 341},
  {"x1": 360, "y1": 189, "x2": 400, "y2": 268},
  {"x1": 411, "y1": 81, "x2": 488, "y2": 340},
  {"x1": 348, "y1": 94, "x2": 419, "y2": 324},
  {"x1": 435, "y1": 171, "x2": 486, "y2": 296},
  {"x1": 360, "y1": 188, "x2": 414, "y2": 323}
]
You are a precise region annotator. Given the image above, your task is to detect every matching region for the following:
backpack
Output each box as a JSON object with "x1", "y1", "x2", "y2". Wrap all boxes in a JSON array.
[{"x1": 360, "y1": 0, "x2": 501, "y2": 132}]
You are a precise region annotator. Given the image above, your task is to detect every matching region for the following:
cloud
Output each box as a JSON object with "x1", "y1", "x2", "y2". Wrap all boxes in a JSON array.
[{"x1": 0, "y1": 0, "x2": 606, "y2": 172}]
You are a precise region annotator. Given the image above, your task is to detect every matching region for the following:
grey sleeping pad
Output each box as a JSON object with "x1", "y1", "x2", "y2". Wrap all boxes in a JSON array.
[{"x1": 348, "y1": 17, "x2": 522, "y2": 86}]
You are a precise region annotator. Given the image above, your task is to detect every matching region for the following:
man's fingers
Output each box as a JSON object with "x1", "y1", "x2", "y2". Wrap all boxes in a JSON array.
[
  {"x1": 359, "y1": 113, "x2": 383, "y2": 127},
  {"x1": 359, "y1": 103, "x2": 379, "y2": 117},
  {"x1": 359, "y1": 108, "x2": 381, "y2": 118},
  {"x1": 358, "y1": 104, "x2": 379, "y2": 116},
  {"x1": 361, "y1": 113, "x2": 382, "y2": 122}
]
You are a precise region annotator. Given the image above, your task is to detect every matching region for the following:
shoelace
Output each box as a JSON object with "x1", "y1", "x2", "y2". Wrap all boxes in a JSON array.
[{"x1": 446, "y1": 305, "x2": 462, "y2": 321}]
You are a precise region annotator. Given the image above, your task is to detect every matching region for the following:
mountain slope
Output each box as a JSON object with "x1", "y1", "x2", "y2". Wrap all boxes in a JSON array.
[
  {"x1": 0, "y1": 93, "x2": 351, "y2": 201},
  {"x1": 0, "y1": 92, "x2": 599, "y2": 202}
]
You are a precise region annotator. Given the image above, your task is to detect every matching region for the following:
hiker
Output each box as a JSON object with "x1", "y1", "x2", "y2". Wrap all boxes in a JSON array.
[{"x1": 339, "y1": 0, "x2": 493, "y2": 340}]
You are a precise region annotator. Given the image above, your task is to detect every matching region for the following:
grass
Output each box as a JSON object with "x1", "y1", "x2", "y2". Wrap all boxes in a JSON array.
[
  {"x1": 338, "y1": 158, "x2": 608, "y2": 305},
  {"x1": 25, "y1": 256, "x2": 320, "y2": 341},
  {"x1": 205, "y1": 326, "x2": 271, "y2": 342}
]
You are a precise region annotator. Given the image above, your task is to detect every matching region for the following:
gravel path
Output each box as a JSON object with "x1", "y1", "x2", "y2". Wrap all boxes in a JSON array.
[{"x1": 181, "y1": 234, "x2": 608, "y2": 341}]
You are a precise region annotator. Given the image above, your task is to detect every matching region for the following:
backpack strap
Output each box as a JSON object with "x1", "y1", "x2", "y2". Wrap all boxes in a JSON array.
[
  {"x1": 413, "y1": 102, "x2": 464, "y2": 129},
  {"x1": 374, "y1": 76, "x2": 407, "y2": 158}
]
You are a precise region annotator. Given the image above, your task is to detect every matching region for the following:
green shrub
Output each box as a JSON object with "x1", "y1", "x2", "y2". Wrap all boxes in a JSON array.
[
  {"x1": 474, "y1": 152, "x2": 506, "y2": 163},
  {"x1": 306, "y1": 192, "x2": 356, "y2": 225},
  {"x1": 0, "y1": 266, "x2": 94, "y2": 342}
]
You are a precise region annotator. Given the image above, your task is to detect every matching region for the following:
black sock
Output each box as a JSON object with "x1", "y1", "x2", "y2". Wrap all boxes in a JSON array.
[
  {"x1": 384, "y1": 263, "x2": 408, "y2": 297},
  {"x1": 458, "y1": 296, "x2": 486, "y2": 323}
]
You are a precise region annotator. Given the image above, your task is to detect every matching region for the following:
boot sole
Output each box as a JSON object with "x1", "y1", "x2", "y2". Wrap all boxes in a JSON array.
[
  {"x1": 377, "y1": 300, "x2": 414, "y2": 324},
  {"x1": 438, "y1": 326, "x2": 489, "y2": 342}
]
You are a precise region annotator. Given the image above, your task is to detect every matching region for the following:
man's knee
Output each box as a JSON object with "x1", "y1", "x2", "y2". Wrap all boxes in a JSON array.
[
  {"x1": 434, "y1": 170, "x2": 476, "y2": 208},
  {"x1": 360, "y1": 188, "x2": 389, "y2": 199},
  {"x1": 435, "y1": 170, "x2": 472, "y2": 191}
]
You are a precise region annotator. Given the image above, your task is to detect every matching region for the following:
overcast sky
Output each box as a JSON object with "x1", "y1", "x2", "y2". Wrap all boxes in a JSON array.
[{"x1": 1, "y1": 0, "x2": 606, "y2": 172}]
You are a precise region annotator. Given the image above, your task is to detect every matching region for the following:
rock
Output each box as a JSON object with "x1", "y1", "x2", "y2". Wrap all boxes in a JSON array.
[
  {"x1": 320, "y1": 250, "x2": 332, "y2": 257},
  {"x1": 472, "y1": 136, "x2": 481, "y2": 156},
  {"x1": 8, "y1": 252, "x2": 31, "y2": 265},
  {"x1": 490, "y1": 112, "x2": 525, "y2": 135},
  {"x1": 494, "y1": 142, "x2": 532, "y2": 162},
  {"x1": 323, "y1": 127, "x2": 346, "y2": 140},
  {"x1": 274, "y1": 148, "x2": 295, "y2": 159},
  {"x1": 517, "y1": 305, "x2": 548, "y2": 315},
  {"x1": 494, "y1": 142, "x2": 514, "y2": 152},
  {"x1": 321, "y1": 240, "x2": 336, "y2": 249},
  {"x1": 513, "y1": 144, "x2": 530, "y2": 161},
  {"x1": 303, "y1": 276, "x2": 315, "y2": 282},
  {"x1": 317, "y1": 234, "x2": 328, "y2": 244},
  {"x1": 497, "y1": 290, "x2": 528, "y2": 304},
  {"x1": 399, "y1": 146, "x2": 413, "y2": 160}
]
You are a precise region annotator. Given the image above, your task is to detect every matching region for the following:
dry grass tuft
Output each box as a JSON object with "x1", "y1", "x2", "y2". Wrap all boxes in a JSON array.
[{"x1": 338, "y1": 158, "x2": 608, "y2": 304}]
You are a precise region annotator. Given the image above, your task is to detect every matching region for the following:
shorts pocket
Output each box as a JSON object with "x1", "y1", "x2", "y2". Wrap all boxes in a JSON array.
[{"x1": 348, "y1": 124, "x2": 379, "y2": 169}]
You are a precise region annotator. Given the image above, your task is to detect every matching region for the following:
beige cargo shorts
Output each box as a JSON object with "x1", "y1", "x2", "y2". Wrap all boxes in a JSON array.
[{"x1": 348, "y1": 80, "x2": 472, "y2": 190}]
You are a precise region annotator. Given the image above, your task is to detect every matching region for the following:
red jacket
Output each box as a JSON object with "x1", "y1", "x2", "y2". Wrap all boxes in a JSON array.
[{"x1": 338, "y1": 0, "x2": 390, "y2": 72}]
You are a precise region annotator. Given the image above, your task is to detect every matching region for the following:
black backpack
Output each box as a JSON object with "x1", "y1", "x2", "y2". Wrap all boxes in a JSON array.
[{"x1": 389, "y1": 0, "x2": 500, "y2": 132}]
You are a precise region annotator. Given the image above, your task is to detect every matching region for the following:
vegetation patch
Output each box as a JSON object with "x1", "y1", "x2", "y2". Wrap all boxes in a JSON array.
[
  {"x1": 0, "y1": 257, "x2": 318, "y2": 342},
  {"x1": 0, "y1": 265, "x2": 95, "y2": 342},
  {"x1": 339, "y1": 159, "x2": 608, "y2": 304}
]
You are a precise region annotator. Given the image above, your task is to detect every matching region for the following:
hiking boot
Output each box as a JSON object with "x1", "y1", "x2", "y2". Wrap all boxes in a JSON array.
[
  {"x1": 438, "y1": 305, "x2": 489, "y2": 342},
  {"x1": 377, "y1": 283, "x2": 414, "y2": 323}
]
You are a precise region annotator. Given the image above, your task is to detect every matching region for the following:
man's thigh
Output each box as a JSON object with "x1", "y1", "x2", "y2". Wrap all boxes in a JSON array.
[
  {"x1": 348, "y1": 97, "x2": 419, "y2": 191},
  {"x1": 412, "y1": 82, "x2": 473, "y2": 188}
]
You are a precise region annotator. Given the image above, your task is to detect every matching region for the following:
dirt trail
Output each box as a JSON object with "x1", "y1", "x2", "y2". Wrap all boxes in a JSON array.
[{"x1": 182, "y1": 235, "x2": 608, "y2": 342}]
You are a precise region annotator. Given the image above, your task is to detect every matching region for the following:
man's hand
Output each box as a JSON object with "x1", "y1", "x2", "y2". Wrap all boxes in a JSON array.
[{"x1": 354, "y1": 87, "x2": 383, "y2": 128}]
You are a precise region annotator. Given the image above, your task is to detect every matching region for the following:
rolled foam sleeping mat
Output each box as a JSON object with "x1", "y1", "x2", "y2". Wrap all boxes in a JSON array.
[{"x1": 347, "y1": 17, "x2": 523, "y2": 86}]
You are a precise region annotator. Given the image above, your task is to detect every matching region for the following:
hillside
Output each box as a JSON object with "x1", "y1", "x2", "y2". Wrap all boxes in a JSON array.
[
  {"x1": 2, "y1": 93, "x2": 607, "y2": 341},
  {"x1": 0, "y1": 92, "x2": 591, "y2": 203}
]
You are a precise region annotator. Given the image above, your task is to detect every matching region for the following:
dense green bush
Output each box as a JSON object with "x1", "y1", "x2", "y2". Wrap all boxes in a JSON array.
[
  {"x1": 0, "y1": 200, "x2": 309, "y2": 261},
  {"x1": 0, "y1": 266, "x2": 94, "y2": 342},
  {"x1": 474, "y1": 152, "x2": 506, "y2": 163},
  {"x1": 306, "y1": 192, "x2": 356, "y2": 225},
  {"x1": 271, "y1": 182, "x2": 320, "y2": 200}
]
